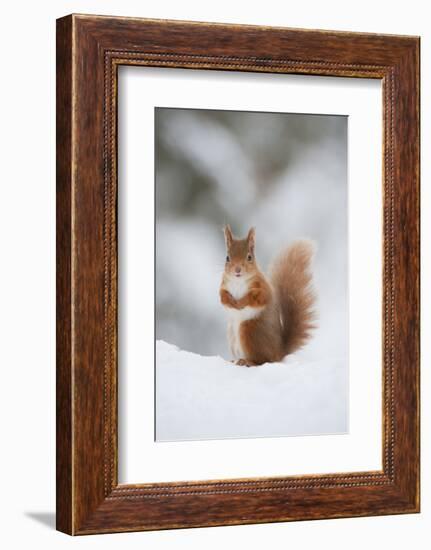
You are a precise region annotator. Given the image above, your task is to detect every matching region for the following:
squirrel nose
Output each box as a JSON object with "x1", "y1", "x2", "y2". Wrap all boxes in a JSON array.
[{"x1": 235, "y1": 266, "x2": 242, "y2": 274}]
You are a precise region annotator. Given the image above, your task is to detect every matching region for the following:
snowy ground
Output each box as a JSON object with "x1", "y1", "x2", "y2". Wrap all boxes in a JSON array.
[{"x1": 155, "y1": 340, "x2": 348, "y2": 442}]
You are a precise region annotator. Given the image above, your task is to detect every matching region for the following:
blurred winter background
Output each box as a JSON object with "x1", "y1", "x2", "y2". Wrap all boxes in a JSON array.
[
  {"x1": 155, "y1": 107, "x2": 347, "y2": 360},
  {"x1": 155, "y1": 106, "x2": 348, "y2": 441}
]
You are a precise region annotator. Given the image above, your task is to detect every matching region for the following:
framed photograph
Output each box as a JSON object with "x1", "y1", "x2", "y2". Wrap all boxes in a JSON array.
[{"x1": 56, "y1": 14, "x2": 420, "y2": 535}]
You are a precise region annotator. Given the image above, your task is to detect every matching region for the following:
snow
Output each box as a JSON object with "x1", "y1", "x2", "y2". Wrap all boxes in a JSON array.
[{"x1": 155, "y1": 340, "x2": 348, "y2": 442}]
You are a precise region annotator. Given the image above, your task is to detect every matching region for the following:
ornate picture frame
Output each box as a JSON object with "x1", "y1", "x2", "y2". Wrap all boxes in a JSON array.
[{"x1": 56, "y1": 14, "x2": 420, "y2": 534}]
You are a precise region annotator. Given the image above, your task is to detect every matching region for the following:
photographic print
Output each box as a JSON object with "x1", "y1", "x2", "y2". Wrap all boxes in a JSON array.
[
  {"x1": 155, "y1": 107, "x2": 348, "y2": 442},
  {"x1": 57, "y1": 16, "x2": 420, "y2": 533}
]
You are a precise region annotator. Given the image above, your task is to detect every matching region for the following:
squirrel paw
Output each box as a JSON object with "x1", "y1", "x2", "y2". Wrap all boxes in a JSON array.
[{"x1": 235, "y1": 358, "x2": 259, "y2": 367}]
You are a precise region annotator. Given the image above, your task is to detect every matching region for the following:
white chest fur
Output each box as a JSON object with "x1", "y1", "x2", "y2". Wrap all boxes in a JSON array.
[
  {"x1": 223, "y1": 276, "x2": 263, "y2": 359},
  {"x1": 225, "y1": 275, "x2": 249, "y2": 300}
]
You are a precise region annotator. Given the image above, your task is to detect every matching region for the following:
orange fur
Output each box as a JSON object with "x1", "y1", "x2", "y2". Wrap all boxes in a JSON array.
[
  {"x1": 220, "y1": 288, "x2": 237, "y2": 308},
  {"x1": 220, "y1": 227, "x2": 316, "y2": 366},
  {"x1": 269, "y1": 240, "x2": 317, "y2": 356}
]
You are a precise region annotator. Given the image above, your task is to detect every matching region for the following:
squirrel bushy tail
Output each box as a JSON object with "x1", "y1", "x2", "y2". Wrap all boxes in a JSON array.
[{"x1": 270, "y1": 240, "x2": 316, "y2": 355}]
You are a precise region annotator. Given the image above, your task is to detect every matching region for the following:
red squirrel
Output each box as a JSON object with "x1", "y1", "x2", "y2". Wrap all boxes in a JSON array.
[{"x1": 220, "y1": 225, "x2": 316, "y2": 366}]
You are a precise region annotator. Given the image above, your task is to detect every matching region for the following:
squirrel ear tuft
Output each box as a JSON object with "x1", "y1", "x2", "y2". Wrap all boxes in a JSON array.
[
  {"x1": 247, "y1": 227, "x2": 256, "y2": 252},
  {"x1": 223, "y1": 224, "x2": 233, "y2": 247}
]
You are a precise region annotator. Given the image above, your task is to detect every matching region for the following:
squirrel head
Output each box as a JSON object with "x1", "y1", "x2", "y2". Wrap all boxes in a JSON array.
[{"x1": 223, "y1": 225, "x2": 257, "y2": 279}]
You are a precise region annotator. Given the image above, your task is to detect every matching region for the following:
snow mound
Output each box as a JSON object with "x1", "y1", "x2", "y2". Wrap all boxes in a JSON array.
[{"x1": 155, "y1": 340, "x2": 348, "y2": 442}]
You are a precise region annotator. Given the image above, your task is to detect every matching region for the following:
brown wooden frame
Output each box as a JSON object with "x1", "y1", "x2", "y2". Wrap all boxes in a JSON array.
[{"x1": 56, "y1": 14, "x2": 420, "y2": 535}]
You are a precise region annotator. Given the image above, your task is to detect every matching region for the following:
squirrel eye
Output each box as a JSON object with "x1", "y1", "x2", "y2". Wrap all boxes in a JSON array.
[
  {"x1": 226, "y1": 255, "x2": 230, "y2": 262},
  {"x1": 247, "y1": 254, "x2": 253, "y2": 261}
]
